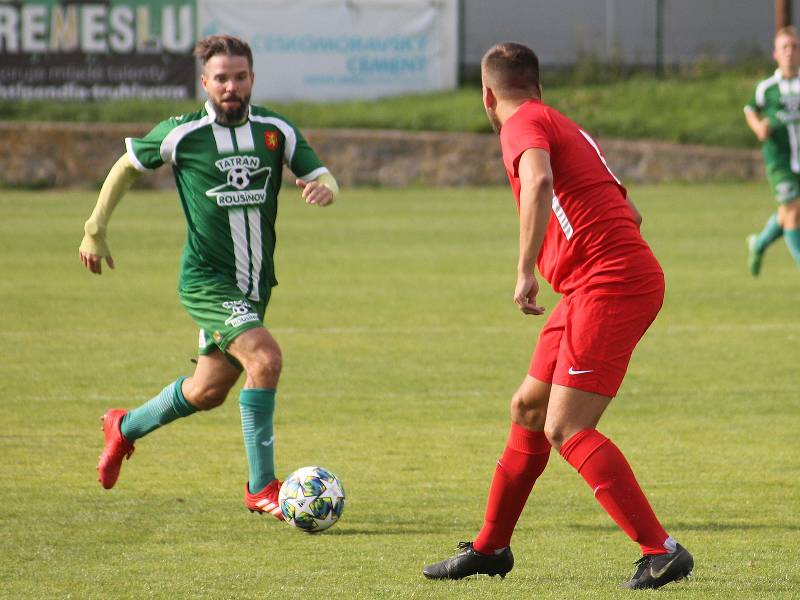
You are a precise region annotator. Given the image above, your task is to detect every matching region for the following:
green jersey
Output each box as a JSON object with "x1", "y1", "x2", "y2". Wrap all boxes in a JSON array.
[
  {"x1": 126, "y1": 101, "x2": 327, "y2": 302},
  {"x1": 746, "y1": 69, "x2": 800, "y2": 175}
]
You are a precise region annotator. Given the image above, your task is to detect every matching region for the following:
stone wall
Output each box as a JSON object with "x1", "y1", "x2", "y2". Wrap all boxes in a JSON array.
[{"x1": 0, "y1": 122, "x2": 763, "y2": 189}]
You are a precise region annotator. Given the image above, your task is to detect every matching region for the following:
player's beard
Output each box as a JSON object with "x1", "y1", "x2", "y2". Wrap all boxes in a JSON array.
[
  {"x1": 485, "y1": 106, "x2": 502, "y2": 134},
  {"x1": 213, "y1": 92, "x2": 251, "y2": 125}
]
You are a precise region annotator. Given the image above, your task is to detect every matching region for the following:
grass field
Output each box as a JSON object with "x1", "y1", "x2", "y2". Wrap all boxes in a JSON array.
[{"x1": 1, "y1": 183, "x2": 798, "y2": 599}]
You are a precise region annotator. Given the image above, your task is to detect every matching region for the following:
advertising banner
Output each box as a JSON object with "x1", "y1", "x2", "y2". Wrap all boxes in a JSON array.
[
  {"x1": 198, "y1": 0, "x2": 458, "y2": 101},
  {"x1": 0, "y1": 1, "x2": 197, "y2": 101}
]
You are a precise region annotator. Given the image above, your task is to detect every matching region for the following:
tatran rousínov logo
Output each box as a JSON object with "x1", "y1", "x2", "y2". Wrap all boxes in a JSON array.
[
  {"x1": 223, "y1": 300, "x2": 259, "y2": 327},
  {"x1": 776, "y1": 181, "x2": 796, "y2": 202},
  {"x1": 777, "y1": 93, "x2": 800, "y2": 123},
  {"x1": 206, "y1": 155, "x2": 272, "y2": 207}
]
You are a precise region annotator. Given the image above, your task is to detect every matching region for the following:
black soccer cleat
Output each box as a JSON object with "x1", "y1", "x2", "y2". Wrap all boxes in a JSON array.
[
  {"x1": 621, "y1": 543, "x2": 694, "y2": 589},
  {"x1": 423, "y1": 542, "x2": 514, "y2": 580}
]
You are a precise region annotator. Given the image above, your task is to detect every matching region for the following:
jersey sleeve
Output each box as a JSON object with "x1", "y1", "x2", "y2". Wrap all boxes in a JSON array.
[
  {"x1": 744, "y1": 90, "x2": 760, "y2": 113},
  {"x1": 500, "y1": 113, "x2": 551, "y2": 177},
  {"x1": 125, "y1": 118, "x2": 179, "y2": 172},
  {"x1": 287, "y1": 124, "x2": 327, "y2": 180}
]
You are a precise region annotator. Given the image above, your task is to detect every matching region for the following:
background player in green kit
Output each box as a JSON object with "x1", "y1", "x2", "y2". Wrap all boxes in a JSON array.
[
  {"x1": 79, "y1": 35, "x2": 339, "y2": 519},
  {"x1": 745, "y1": 26, "x2": 800, "y2": 275}
]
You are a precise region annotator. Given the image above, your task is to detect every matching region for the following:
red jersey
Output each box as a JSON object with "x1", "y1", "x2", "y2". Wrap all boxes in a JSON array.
[{"x1": 500, "y1": 99, "x2": 663, "y2": 295}]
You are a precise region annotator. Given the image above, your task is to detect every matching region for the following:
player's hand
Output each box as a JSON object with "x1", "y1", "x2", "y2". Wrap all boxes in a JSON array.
[
  {"x1": 79, "y1": 250, "x2": 114, "y2": 275},
  {"x1": 296, "y1": 178, "x2": 334, "y2": 207},
  {"x1": 514, "y1": 271, "x2": 545, "y2": 315},
  {"x1": 79, "y1": 227, "x2": 114, "y2": 274}
]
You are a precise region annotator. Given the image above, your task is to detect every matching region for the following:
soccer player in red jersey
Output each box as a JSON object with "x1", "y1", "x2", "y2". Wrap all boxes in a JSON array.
[{"x1": 422, "y1": 43, "x2": 693, "y2": 589}]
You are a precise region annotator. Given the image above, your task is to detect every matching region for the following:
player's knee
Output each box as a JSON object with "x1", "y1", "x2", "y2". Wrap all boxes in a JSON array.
[
  {"x1": 510, "y1": 391, "x2": 546, "y2": 429},
  {"x1": 186, "y1": 383, "x2": 229, "y2": 410},
  {"x1": 247, "y1": 347, "x2": 282, "y2": 384},
  {"x1": 780, "y1": 201, "x2": 800, "y2": 227},
  {"x1": 786, "y1": 209, "x2": 800, "y2": 228},
  {"x1": 543, "y1": 422, "x2": 569, "y2": 451}
]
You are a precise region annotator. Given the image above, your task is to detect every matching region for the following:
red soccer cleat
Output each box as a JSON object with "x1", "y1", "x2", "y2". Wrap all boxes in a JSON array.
[
  {"x1": 245, "y1": 480, "x2": 284, "y2": 520},
  {"x1": 97, "y1": 409, "x2": 135, "y2": 489}
]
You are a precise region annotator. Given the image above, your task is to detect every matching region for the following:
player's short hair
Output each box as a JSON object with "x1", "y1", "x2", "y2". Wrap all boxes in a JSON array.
[
  {"x1": 481, "y1": 42, "x2": 540, "y2": 95},
  {"x1": 194, "y1": 35, "x2": 253, "y2": 70},
  {"x1": 775, "y1": 26, "x2": 798, "y2": 40}
]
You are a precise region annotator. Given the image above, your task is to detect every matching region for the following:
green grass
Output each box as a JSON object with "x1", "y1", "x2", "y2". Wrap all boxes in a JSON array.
[
  {"x1": 1, "y1": 183, "x2": 799, "y2": 598},
  {"x1": 0, "y1": 72, "x2": 764, "y2": 147}
]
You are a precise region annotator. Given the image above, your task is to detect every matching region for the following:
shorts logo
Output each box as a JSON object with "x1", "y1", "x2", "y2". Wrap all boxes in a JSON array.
[
  {"x1": 568, "y1": 367, "x2": 593, "y2": 375},
  {"x1": 776, "y1": 181, "x2": 796, "y2": 202},
  {"x1": 207, "y1": 155, "x2": 272, "y2": 207},
  {"x1": 223, "y1": 300, "x2": 259, "y2": 328}
]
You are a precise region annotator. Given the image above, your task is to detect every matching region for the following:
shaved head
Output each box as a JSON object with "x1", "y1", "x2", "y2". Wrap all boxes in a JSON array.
[{"x1": 481, "y1": 42, "x2": 541, "y2": 98}]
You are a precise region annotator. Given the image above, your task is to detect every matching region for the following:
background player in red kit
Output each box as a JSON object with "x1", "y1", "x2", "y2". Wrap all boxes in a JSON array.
[{"x1": 422, "y1": 43, "x2": 693, "y2": 590}]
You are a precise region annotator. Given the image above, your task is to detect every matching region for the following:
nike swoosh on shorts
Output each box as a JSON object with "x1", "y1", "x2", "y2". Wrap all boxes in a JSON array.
[{"x1": 568, "y1": 367, "x2": 594, "y2": 375}]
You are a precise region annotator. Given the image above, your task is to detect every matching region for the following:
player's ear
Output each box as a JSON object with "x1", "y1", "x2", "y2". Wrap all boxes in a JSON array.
[{"x1": 483, "y1": 85, "x2": 496, "y2": 110}]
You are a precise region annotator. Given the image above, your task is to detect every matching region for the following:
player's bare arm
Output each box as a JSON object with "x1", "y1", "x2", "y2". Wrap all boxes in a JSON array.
[
  {"x1": 744, "y1": 107, "x2": 770, "y2": 142},
  {"x1": 515, "y1": 148, "x2": 552, "y2": 316},
  {"x1": 295, "y1": 171, "x2": 339, "y2": 207},
  {"x1": 79, "y1": 153, "x2": 141, "y2": 274}
]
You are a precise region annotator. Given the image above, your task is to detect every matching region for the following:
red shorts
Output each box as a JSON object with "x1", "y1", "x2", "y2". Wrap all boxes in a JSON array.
[{"x1": 528, "y1": 282, "x2": 664, "y2": 397}]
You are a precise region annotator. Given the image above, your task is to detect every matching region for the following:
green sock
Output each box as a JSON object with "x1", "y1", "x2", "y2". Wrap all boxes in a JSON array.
[
  {"x1": 120, "y1": 377, "x2": 196, "y2": 441},
  {"x1": 755, "y1": 213, "x2": 783, "y2": 253},
  {"x1": 784, "y1": 228, "x2": 800, "y2": 265},
  {"x1": 240, "y1": 388, "x2": 277, "y2": 493}
]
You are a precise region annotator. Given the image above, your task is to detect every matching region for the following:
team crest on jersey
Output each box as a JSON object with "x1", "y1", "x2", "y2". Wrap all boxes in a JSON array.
[
  {"x1": 264, "y1": 131, "x2": 279, "y2": 151},
  {"x1": 207, "y1": 155, "x2": 272, "y2": 207}
]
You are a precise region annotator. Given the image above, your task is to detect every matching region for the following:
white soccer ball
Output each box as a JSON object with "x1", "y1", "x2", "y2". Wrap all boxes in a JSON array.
[
  {"x1": 279, "y1": 466, "x2": 345, "y2": 532},
  {"x1": 227, "y1": 166, "x2": 250, "y2": 189}
]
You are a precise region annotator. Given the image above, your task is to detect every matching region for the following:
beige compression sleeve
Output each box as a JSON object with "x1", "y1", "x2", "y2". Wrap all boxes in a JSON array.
[
  {"x1": 314, "y1": 171, "x2": 340, "y2": 200},
  {"x1": 79, "y1": 154, "x2": 141, "y2": 257}
]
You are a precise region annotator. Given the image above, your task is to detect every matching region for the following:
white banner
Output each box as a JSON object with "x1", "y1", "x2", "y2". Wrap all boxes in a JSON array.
[{"x1": 198, "y1": 0, "x2": 458, "y2": 101}]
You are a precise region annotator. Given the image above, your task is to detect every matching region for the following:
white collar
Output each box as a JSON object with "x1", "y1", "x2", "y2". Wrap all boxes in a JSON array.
[{"x1": 774, "y1": 68, "x2": 800, "y2": 82}]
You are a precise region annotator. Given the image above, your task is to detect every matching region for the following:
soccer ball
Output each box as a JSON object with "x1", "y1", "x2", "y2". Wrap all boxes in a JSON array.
[
  {"x1": 279, "y1": 466, "x2": 345, "y2": 532},
  {"x1": 227, "y1": 166, "x2": 250, "y2": 189}
]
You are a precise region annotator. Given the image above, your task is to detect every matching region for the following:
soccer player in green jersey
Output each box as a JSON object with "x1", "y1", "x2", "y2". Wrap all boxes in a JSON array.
[
  {"x1": 745, "y1": 26, "x2": 800, "y2": 275},
  {"x1": 79, "y1": 35, "x2": 339, "y2": 519}
]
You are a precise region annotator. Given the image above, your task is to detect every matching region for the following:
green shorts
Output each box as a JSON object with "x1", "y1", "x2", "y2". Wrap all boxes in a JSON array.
[
  {"x1": 766, "y1": 167, "x2": 800, "y2": 203},
  {"x1": 179, "y1": 283, "x2": 271, "y2": 355}
]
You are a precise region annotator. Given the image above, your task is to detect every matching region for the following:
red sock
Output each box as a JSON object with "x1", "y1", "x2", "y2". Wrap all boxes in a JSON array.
[
  {"x1": 560, "y1": 429, "x2": 670, "y2": 555},
  {"x1": 473, "y1": 423, "x2": 551, "y2": 554}
]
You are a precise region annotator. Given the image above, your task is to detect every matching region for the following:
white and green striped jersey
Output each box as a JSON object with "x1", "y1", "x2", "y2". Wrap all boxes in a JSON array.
[
  {"x1": 746, "y1": 69, "x2": 800, "y2": 174},
  {"x1": 126, "y1": 101, "x2": 327, "y2": 301}
]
